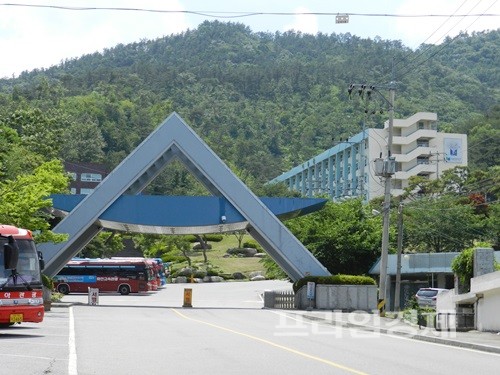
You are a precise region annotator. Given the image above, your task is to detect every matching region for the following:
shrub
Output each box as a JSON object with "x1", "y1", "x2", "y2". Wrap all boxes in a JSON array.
[
  {"x1": 242, "y1": 241, "x2": 258, "y2": 249},
  {"x1": 163, "y1": 255, "x2": 185, "y2": 263},
  {"x1": 451, "y1": 247, "x2": 474, "y2": 287},
  {"x1": 185, "y1": 235, "x2": 198, "y2": 243},
  {"x1": 207, "y1": 269, "x2": 219, "y2": 277},
  {"x1": 42, "y1": 274, "x2": 54, "y2": 290},
  {"x1": 175, "y1": 267, "x2": 193, "y2": 277},
  {"x1": 260, "y1": 255, "x2": 288, "y2": 280},
  {"x1": 193, "y1": 270, "x2": 207, "y2": 278},
  {"x1": 185, "y1": 234, "x2": 223, "y2": 242},
  {"x1": 292, "y1": 275, "x2": 376, "y2": 293},
  {"x1": 204, "y1": 234, "x2": 223, "y2": 242}
]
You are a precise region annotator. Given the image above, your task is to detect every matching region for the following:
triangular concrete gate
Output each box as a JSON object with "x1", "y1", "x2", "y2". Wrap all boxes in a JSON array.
[{"x1": 39, "y1": 113, "x2": 330, "y2": 281}]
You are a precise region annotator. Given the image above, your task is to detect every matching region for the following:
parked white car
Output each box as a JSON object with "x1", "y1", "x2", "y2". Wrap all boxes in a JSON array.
[{"x1": 415, "y1": 287, "x2": 448, "y2": 308}]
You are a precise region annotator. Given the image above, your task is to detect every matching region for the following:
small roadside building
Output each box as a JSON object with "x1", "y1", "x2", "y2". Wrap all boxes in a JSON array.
[{"x1": 369, "y1": 251, "x2": 500, "y2": 311}]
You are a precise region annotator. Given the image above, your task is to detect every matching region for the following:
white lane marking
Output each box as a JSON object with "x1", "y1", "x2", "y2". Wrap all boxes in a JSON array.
[{"x1": 68, "y1": 306, "x2": 78, "y2": 375}]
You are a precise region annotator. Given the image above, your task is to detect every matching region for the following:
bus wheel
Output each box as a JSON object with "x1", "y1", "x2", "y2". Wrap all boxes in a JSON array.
[
  {"x1": 58, "y1": 284, "x2": 70, "y2": 295},
  {"x1": 119, "y1": 285, "x2": 130, "y2": 295}
]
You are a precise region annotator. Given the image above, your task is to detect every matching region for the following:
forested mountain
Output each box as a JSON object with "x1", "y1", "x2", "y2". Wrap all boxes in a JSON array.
[{"x1": 1, "y1": 21, "x2": 499, "y2": 190}]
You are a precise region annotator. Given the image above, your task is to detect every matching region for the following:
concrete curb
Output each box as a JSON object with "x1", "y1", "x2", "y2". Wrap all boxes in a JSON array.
[{"x1": 302, "y1": 314, "x2": 500, "y2": 355}]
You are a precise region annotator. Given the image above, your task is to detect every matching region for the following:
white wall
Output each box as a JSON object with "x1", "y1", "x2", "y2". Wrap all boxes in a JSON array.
[{"x1": 476, "y1": 292, "x2": 500, "y2": 331}]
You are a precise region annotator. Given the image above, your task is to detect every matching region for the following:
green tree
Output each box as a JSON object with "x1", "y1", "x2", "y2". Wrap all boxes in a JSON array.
[
  {"x1": 287, "y1": 199, "x2": 382, "y2": 275},
  {"x1": 402, "y1": 166, "x2": 497, "y2": 252},
  {"x1": 0, "y1": 160, "x2": 69, "y2": 243},
  {"x1": 60, "y1": 115, "x2": 106, "y2": 163},
  {"x1": 133, "y1": 234, "x2": 192, "y2": 264},
  {"x1": 403, "y1": 196, "x2": 481, "y2": 253},
  {"x1": 2, "y1": 108, "x2": 68, "y2": 160},
  {"x1": 78, "y1": 231, "x2": 124, "y2": 258}
]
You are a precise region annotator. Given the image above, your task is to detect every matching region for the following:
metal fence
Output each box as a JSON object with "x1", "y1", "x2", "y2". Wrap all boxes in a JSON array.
[
  {"x1": 436, "y1": 312, "x2": 475, "y2": 331},
  {"x1": 263, "y1": 290, "x2": 296, "y2": 309}
]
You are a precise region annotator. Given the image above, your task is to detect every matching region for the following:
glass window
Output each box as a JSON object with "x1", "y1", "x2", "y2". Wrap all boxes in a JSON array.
[
  {"x1": 80, "y1": 188, "x2": 94, "y2": 195},
  {"x1": 81, "y1": 173, "x2": 102, "y2": 182}
]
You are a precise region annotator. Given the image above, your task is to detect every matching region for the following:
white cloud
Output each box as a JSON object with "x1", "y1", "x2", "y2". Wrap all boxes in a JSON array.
[{"x1": 283, "y1": 6, "x2": 318, "y2": 34}]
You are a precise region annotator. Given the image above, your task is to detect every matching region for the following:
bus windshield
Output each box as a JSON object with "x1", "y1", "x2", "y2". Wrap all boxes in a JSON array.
[{"x1": 0, "y1": 238, "x2": 42, "y2": 287}]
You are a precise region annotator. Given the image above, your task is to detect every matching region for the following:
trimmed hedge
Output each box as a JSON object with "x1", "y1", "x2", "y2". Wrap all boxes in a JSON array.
[
  {"x1": 242, "y1": 240, "x2": 258, "y2": 249},
  {"x1": 293, "y1": 275, "x2": 376, "y2": 293},
  {"x1": 185, "y1": 234, "x2": 224, "y2": 243}
]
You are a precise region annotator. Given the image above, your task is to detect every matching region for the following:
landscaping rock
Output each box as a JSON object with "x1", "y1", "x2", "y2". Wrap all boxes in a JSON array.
[
  {"x1": 177, "y1": 267, "x2": 193, "y2": 277},
  {"x1": 249, "y1": 271, "x2": 264, "y2": 279},
  {"x1": 251, "y1": 275, "x2": 266, "y2": 281},
  {"x1": 175, "y1": 276, "x2": 188, "y2": 283}
]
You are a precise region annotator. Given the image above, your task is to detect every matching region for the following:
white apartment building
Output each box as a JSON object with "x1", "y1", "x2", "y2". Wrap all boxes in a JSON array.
[{"x1": 270, "y1": 112, "x2": 468, "y2": 201}]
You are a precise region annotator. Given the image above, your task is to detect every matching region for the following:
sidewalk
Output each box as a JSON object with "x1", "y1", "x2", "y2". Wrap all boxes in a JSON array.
[{"x1": 298, "y1": 310, "x2": 500, "y2": 354}]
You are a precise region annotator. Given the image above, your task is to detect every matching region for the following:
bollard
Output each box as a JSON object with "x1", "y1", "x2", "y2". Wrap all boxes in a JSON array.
[{"x1": 183, "y1": 288, "x2": 192, "y2": 307}]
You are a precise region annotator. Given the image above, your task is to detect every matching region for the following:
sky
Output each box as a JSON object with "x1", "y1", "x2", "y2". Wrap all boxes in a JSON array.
[{"x1": 1, "y1": 0, "x2": 498, "y2": 78}]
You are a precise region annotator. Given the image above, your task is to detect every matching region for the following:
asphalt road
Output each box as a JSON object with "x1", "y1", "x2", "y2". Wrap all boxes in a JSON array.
[{"x1": 1, "y1": 280, "x2": 499, "y2": 375}]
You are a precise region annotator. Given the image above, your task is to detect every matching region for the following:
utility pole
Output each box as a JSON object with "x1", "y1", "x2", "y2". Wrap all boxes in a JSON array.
[
  {"x1": 395, "y1": 202, "x2": 404, "y2": 311},
  {"x1": 379, "y1": 81, "x2": 395, "y2": 316},
  {"x1": 429, "y1": 151, "x2": 443, "y2": 179},
  {"x1": 349, "y1": 73, "x2": 396, "y2": 316}
]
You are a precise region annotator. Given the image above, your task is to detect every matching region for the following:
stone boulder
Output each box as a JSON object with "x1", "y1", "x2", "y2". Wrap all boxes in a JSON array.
[
  {"x1": 251, "y1": 275, "x2": 266, "y2": 281},
  {"x1": 177, "y1": 267, "x2": 193, "y2": 277},
  {"x1": 175, "y1": 276, "x2": 188, "y2": 283},
  {"x1": 232, "y1": 272, "x2": 246, "y2": 280},
  {"x1": 249, "y1": 271, "x2": 264, "y2": 279},
  {"x1": 227, "y1": 248, "x2": 258, "y2": 257}
]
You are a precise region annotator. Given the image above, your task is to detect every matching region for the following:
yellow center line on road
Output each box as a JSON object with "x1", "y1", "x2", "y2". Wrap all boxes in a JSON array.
[{"x1": 171, "y1": 308, "x2": 368, "y2": 375}]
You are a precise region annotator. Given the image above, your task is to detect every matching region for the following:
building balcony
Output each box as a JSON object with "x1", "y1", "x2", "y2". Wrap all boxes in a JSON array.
[
  {"x1": 393, "y1": 146, "x2": 435, "y2": 163},
  {"x1": 393, "y1": 129, "x2": 437, "y2": 146},
  {"x1": 394, "y1": 163, "x2": 436, "y2": 180},
  {"x1": 387, "y1": 112, "x2": 438, "y2": 130}
]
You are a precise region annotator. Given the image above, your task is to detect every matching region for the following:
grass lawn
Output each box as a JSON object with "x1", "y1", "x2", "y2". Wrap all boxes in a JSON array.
[{"x1": 172, "y1": 234, "x2": 267, "y2": 277}]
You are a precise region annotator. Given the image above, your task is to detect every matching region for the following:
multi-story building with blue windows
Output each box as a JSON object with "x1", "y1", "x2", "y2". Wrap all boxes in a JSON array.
[{"x1": 269, "y1": 112, "x2": 467, "y2": 201}]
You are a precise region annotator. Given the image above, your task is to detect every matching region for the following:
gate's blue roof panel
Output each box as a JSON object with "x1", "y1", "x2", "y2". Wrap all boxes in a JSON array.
[{"x1": 50, "y1": 194, "x2": 326, "y2": 234}]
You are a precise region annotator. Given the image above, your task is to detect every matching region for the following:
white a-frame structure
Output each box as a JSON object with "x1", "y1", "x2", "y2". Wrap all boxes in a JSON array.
[{"x1": 39, "y1": 113, "x2": 330, "y2": 281}]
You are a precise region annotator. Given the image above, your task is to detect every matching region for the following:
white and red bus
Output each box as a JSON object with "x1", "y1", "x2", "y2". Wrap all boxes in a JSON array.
[
  {"x1": 111, "y1": 257, "x2": 162, "y2": 290},
  {"x1": 54, "y1": 258, "x2": 154, "y2": 295},
  {"x1": 0, "y1": 225, "x2": 45, "y2": 327}
]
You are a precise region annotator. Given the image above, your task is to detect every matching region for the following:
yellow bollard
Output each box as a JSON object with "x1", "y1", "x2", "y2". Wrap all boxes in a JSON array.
[{"x1": 183, "y1": 288, "x2": 193, "y2": 308}]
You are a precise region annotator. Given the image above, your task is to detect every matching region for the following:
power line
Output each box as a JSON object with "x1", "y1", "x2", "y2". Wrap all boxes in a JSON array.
[
  {"x1": 391, "y1": 0, "x2": 472, "y2": 77},
  {"x1": 1, "y1": 3, "x2": 499, "y2": 18},
  {"x1": 419, "y1": 0, "x2": 469, "y2": 45},
  {"x1": 396, "y1": 0, "x2": 498, "y2": 81}
]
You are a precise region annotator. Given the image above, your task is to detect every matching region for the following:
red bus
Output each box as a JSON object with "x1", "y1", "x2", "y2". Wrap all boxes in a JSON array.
[
  {"x1": 54, "y1": 258, "x2": 154, "y2": 295},
  {"x1": 1, "y1": 225, "x2": 45, "y2": 327},
  {"x1": 111, "y1": 257, "x2": 161, "y2": 290}
]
